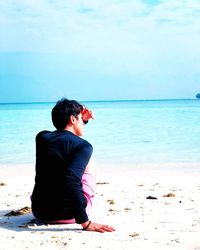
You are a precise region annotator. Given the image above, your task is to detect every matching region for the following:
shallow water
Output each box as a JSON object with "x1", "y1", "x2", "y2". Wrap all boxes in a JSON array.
[{"x1": 0, "y1": 99, "x2": 200, "y2": 165}]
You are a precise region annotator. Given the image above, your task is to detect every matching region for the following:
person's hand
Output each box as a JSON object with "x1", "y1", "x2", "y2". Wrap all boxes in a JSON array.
[
  {"x1": 81, "y1": 107, "x2": 95, "y2": 121},
  {"x1": 82, "y1": 221, "x2": 115, "y2": 233}
]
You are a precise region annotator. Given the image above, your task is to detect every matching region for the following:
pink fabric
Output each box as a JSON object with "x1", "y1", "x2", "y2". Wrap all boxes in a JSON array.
[{"x1": 42, "y1": 172, "x2": 95, "y2": 224}]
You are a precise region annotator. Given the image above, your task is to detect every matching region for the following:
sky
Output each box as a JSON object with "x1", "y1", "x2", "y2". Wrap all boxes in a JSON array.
[{"x1": 0, "y1": 0, "x2": 200, "y2": 102}]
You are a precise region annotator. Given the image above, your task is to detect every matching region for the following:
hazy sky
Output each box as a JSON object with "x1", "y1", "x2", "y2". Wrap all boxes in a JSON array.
[{"x1": 0, "y1": 0, "x2": 200, "y2": 102}]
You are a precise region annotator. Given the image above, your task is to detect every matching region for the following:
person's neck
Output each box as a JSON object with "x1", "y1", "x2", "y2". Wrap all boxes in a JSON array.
[{"x1": 64, "y1": 125, "x2": 76, "y2": 135}]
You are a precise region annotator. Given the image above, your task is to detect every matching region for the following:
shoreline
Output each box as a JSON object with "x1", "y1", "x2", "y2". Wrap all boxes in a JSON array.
[
  {"x1": 0, "y1": 162, "x2": 200, "y2": 249},
  {"x1": 1, "y1": 161, "x2": 200, "y2": 172}
]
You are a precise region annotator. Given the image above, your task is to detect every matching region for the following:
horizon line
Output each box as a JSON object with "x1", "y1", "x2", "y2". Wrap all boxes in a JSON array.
[{"x1": 0, "y1": 98, "x2": 197, "y2": 105}]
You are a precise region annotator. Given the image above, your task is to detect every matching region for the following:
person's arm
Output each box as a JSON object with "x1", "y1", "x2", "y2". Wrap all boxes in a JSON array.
[
  {"x1": 64, "y1": 141, "x2": 93, "y2": 224},
  {"x1": 65, "y1": 141, "x2": 115, "y2": 232}
]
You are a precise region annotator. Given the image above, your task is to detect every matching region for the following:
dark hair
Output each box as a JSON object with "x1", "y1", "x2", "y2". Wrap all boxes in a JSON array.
[{"x1": 51, "y1": 98, "x2": 83, "y2": 130}]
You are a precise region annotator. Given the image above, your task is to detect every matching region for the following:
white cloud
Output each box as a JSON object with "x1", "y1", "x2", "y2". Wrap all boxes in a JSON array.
[
  {"x1": 1, "y1": 0, "x2": 200, "y2": 100},
  {"x1": 0, "y1": 0, "x2": 200, "y2": 74}
]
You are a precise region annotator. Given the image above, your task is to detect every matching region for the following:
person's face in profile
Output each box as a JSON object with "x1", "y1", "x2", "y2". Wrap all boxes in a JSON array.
[{"x1": 73, "y1": 113, "x2": 85, "y2": 136}]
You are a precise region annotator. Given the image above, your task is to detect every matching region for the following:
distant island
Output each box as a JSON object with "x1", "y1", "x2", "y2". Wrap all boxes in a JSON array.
[{"x1": 196, "y1": 93, "x2": 200, "y2": 99}]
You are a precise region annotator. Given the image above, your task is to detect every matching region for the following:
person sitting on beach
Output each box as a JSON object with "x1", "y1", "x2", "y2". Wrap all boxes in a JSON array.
[{"x1": 31, "y1": 98, "x2": 115, "y2": 233}]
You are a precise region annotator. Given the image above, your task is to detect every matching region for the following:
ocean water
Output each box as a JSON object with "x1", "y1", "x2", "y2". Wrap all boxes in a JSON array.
[{"x1": 0, "y1": 99, "x2": 200, "y2": 166}]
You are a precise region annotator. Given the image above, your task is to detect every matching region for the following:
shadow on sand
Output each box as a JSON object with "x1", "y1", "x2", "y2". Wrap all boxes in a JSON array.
[{"x1": 0, "y1": 208, "x2": 82, "y2": 233}]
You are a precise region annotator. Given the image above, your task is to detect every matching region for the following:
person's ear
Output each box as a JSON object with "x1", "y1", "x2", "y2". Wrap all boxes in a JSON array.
[{"x1": 69, "y1": 115, "x2": 76, "y2": 124}]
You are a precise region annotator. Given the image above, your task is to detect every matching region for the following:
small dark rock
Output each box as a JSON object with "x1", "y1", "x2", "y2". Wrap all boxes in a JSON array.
[{"x1": 146, "y1": 196, "x2": 158, "y2": 200}]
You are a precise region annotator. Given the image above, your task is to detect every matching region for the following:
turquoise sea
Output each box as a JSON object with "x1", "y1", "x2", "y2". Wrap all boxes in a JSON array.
[{"x1": 0, "y1": 99, "x2": 200, "y2": 166}]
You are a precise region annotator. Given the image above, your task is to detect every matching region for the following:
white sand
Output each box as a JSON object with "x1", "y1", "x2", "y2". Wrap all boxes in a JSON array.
[{"x1": 0, "y1": 163, "x2": 200, "y2": 250}]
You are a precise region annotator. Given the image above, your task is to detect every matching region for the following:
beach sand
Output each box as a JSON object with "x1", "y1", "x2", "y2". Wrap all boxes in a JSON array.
[{"x1": 0, "y1": 163, "x2": 200, "y2": 250}]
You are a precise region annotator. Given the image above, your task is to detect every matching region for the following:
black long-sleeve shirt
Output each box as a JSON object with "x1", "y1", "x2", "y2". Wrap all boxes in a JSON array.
[{"x1": 31, "y1": 130, "x2": 93, "y2": 224}]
